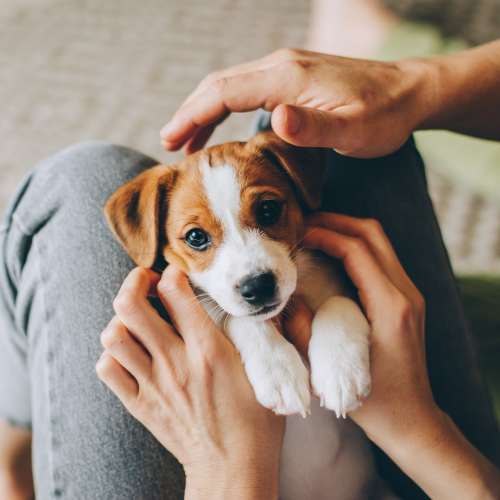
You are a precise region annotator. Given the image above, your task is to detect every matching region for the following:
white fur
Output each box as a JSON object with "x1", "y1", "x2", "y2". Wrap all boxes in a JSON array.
[
  {"x1": 226, "y1": 316, "x2": 310, "y2": 417},
  {"x1": 310, "y1": 296, "x2": 371, "y2": 417},
  {"x1": 279, "y1": 250, "x2": 377, "y2": 499},
  {"x1": 185, "y1": 161, "x2": 386, "y2": 499},
  {"x1": 190, "y1": 163, "x2": 296, "y2": 319}
]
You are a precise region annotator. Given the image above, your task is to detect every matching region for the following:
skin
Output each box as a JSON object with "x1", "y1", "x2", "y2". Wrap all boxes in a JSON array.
[
  {"x1": 96, "y1": 216, "x2": 500, "y2": 500},
  {"x1": 98, "y1": 267, "x2": 283, "y2": 500},
  {"x1": 0, "y1": 421, "x2": 33, "y2": 500},
  {"x1": 3, "y1": 42, "x2": 500, "y2": 498},
  {"x1": 159, "y1": 43, "x2": 500, "y2": 156}
]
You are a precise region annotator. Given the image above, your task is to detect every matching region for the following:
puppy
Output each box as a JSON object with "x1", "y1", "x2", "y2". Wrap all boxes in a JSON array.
[{"x1": 105, "y1": 131, "x2": 390, "y2": 499}]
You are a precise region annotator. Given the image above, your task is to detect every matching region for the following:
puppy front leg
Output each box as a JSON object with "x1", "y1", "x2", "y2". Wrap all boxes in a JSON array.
[
  {"x1": 226, "y1": 317, "x2": 311, "y2": 417},
  {"x1": 309, "y1": 296, "x2": 371, "y2": 418}
]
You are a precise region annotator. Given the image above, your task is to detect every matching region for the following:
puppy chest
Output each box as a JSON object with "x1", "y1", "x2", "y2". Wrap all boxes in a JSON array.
[{"x1": 280, "y1": 399, "x2": 376, "y2": 500}]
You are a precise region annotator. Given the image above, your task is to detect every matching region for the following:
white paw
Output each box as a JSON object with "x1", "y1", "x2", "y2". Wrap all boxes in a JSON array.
[
  {"x1": 311, "y1": 349, "x2": 371, "y2": 418},
  {"x1": 246, "y1": 341, "x2": 311, "y2": 417},
  {"x1": 309, "y1": 296, "x2": 371, "y2": 418}
]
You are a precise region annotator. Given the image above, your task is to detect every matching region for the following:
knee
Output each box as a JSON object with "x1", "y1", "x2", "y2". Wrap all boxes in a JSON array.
[
  {"x1": 33, "y1": 141, "x2": 158, "y2": 200},
  {"x1": 5, "y1": 142, "x2": 158, "y2": 237}
]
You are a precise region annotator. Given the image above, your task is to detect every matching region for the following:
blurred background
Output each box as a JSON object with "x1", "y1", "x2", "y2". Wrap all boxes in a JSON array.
[
  {"x1": 0, "y1": 0, "x2": 499, "y2": 414},
  {"x1": 1, "y1": 0, "x2": 500, "y2": 274}
]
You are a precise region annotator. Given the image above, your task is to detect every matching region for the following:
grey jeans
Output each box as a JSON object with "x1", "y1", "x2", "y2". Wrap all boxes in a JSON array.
[{"x1": 0, "y1": 136, "x2": 498, "y2": 500}]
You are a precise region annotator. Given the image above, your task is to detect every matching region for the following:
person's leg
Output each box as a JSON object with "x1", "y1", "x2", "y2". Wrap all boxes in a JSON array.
[
  {"x1": 0, "y1": 143, "x2": 184, "y2": 499},
  {"x1": 321, "y1": 139, "x2": 500, "y2": 498}
]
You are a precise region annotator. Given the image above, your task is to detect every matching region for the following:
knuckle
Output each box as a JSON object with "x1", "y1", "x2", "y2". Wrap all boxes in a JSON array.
[
  {"x1": 209, "y1": 76, "x2": 230, "y2": 97},
  {"x1": 159, "y1": 269, "x2": 186, "y2": 296},
  {"x1": 113, "y1": 291, "x2": 138, "y2": 316},
  {"x1": 347, "y1": 237, "x2": 367, "y2": 256},
  {"x1": 393, "y1": 295, "x2": 414, "y2": 328},
  {"x1": 363, "y1": 218, "x2": 383, "y2": 235},
  {"x1": 274, "y1": 47, "x2": 303, "y2": 61},
  {"x1": 193, "y1": 336, "x2": 223, "y2": 367},
  {"x1": 274, "y1": 48, "x2": 309, "y2": 75},
  {"x1": 413, "y1": 291, "x2": 426, "y2": 315},
  {"x1": 129, "y1": 266, "x2": 149, "y2": 285},
  {"x1": 354, "y1": 101, "x2": 370, "y2": 120},
  {"x1": 95, "y1": 354, "x2": 114, "y2": 378}
]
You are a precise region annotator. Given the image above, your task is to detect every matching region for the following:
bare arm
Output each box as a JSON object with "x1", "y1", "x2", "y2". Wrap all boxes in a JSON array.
[
  {"x1": 419, "y1": 39, "x2": 500, "y2": 140},
  {"x1": 160, "y1": 42, "x2": 500, "y2": 158}
]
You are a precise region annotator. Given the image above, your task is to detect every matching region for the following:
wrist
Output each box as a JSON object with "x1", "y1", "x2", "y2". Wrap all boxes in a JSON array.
[
  {"x1": 379, "y1": 406, "x2": 500, "y2": 499},
  {"x1": 184, "y1": 455, "x2": 280, "y2": 500},
  {"x1": 395, "y1": 56, "x2": 442, "y2": 133}
]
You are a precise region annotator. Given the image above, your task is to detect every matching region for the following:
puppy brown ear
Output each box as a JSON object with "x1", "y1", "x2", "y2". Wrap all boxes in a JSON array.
[
  {"x1": 249, "y1": 131, "x2": 328, "y2": 210},
  {"x1": 104, "y1": 165, "x2": 177, "y2": 268}
]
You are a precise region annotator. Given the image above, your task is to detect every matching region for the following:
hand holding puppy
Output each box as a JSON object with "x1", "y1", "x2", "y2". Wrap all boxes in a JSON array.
[
  {"x1": 286, "y1": 213, "x2": 500, "y2": 500},
  {"x1": 97, "y1": 215, "x2": 499, "y2": 500},
  {"x1": 96, "y1": 266, "x2": 284, "y2": 500}
]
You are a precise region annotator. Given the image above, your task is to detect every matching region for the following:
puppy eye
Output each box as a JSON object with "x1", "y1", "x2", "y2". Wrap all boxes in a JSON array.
[
  {"x1": 185, "y1": 228, "x2": 211, "y2": 251},
  {"x1": 256, "y1": 199, "x2": 283, "y2": 227}
]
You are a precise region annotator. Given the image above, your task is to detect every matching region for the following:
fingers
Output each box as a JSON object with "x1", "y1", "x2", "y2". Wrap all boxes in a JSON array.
[
  {"x1": 306, "y1": 213, "x2": 424, "y2": 307},
  {"x1": 113, "y1": 268, "x2": 182, "y2": 355},
  {"x1": 96, "y1": 352, "x2": 138, "y2": 408},
  {"x1": 100, "y1": 316, "x2": 152, "y2": 383},
  {"x1": 182, "y1": 112, "x2": 231, "y2": 154},
  {"x1": 283, "y1": 296, "x2": 313, "y2": 358},
  {"x1": 271, "y1": 104, "x2": 350, "y2": 149},
  {"x1": 161, "y1": 69, "x2": 276, "y2": 150},
  {"x1": 303, "y1": 227, "x2": 400, "y2": 323},
  {"x1": 183, "y1": 123, "x2": 218, "y2": 155},
  {"x1": 160, "y1": 52, "x2": 301, "y2": 150},
  {"x1": 157, "y1": 265, "x2": 221, "y2": 348}
]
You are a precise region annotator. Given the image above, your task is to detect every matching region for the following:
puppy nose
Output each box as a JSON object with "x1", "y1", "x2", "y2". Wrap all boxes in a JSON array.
[{"x1": 239, "y1": 272, "x2": 277, "y2": 306}]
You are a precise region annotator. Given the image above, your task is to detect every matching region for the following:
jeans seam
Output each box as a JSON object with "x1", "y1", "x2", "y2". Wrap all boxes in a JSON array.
[
  {"x1": 33, "y1": 236, "x2": 59, "y2": 499},
  {"x1": 11, "y1": 212, "x2": 33, "y2": 237}
]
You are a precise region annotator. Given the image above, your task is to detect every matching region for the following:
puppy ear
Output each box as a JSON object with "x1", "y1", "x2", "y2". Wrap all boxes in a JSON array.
[
  {"x1": 104, "y1": 165, "x2": 177, "y2": 268},
  {"x1": 250, "y1": 131, "x2": 328, "y2": 210}
]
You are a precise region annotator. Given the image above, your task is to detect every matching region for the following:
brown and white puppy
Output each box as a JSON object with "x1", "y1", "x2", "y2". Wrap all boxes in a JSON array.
[{"x1": 105, "y1": 131, "x2": 385, "y2": 500}]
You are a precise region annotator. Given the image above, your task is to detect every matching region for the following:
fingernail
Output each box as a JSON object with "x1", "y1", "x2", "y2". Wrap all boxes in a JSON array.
[{"x1": 285, "y1": 107, "x2": 301, "y2": 135}]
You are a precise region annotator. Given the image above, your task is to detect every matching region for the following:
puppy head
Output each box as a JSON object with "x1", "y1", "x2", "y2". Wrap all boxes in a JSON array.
[{"x1": 105, "y1": 131, "x2": 327, "y2": 319}]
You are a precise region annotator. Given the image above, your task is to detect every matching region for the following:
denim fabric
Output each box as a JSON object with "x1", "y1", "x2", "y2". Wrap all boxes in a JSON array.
[
  {"x1": 0, "y1": 143, "x2": 184, "y2": 499},
  {"x1": 0, "y1": 132, "x2": 498, "y2": 499}
]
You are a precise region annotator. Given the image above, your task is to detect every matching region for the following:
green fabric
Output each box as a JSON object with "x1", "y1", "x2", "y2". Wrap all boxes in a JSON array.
[
  {"x1": 458, "y1": 275, "x2": 500, "y2": 421},
  {"x1": 376, "y1": 21, "x2": 500, "y2": 204}
]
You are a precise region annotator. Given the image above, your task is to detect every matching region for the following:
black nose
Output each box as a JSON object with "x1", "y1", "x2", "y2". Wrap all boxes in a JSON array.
[{"x1": 239, "y1": 272, "x2": 277, "y2": 306}]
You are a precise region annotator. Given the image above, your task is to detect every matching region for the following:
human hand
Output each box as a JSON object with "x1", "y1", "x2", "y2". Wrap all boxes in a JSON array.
[
  {"x1": 96, "y1": 266, "x2": 283, "y2": 500},
  {"x1": 285, "y1": 212, "x2": 434, "y2": 450},
  {"x1": 160, "y1": 48, "x2": 431, "y2": 158},
  {"x1": 285, "y1": 213, "x2": 500, "y2": 499}
]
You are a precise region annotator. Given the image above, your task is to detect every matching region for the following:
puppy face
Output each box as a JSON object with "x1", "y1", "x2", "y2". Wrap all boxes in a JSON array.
[{"x1": 105, "y1": 132, "x2": 326, "y2": 320}]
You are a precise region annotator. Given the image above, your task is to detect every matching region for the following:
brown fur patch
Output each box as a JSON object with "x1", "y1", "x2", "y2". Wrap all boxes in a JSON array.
[{"x1": 105, "y1": 132, "x2": 325, "y2": 271}]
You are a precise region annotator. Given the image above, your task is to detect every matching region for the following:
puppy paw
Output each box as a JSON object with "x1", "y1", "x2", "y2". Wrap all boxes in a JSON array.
[
  {"x1": 311, "y1": 349, "x2": 371, "y2": 418},
  {"x1": 246, "y1": 342, "x2": 311, "y2": 417},
  {"x1": 309, "y1": 296, "x2": 371, "y2": 418}
]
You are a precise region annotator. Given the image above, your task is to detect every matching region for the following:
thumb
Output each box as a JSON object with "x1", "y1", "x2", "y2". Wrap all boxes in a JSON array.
[{"x1": 271, "y1": 104, "x2": 348, "y2": 149}]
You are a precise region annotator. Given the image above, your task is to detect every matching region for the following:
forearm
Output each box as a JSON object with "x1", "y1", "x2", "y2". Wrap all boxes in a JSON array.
[
  {"x1": 379, "y1": 408, "x2": 500, "y2": 499},
  {"x1": 411, "y1": 39, "x2": 500, "y2": 140}
]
